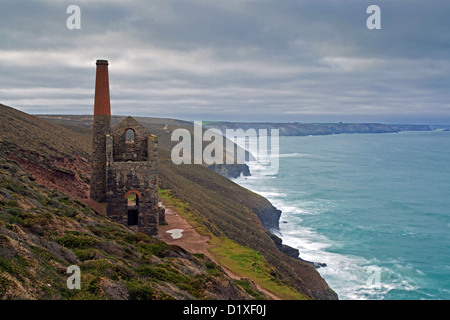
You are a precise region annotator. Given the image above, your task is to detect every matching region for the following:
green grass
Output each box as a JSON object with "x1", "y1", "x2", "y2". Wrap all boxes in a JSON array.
[
  {"x1": 0, "y1": 275, "x2": 11, "y2": 297},
  {"x1": 126, "y1": 280, "x2": 175, "y2": 300},
  {"x1": 233, "y1": 279, "x2": 266, "y2": 300},
  {"x1": 209, "y1": 237, "x2": 307, "y2": 300},
  {"x1": 158, "y1": 189, "x2": 210, "y2": 236},
  {"x1": 56, "y1": 231, "x2": 100, "y2": 249}
]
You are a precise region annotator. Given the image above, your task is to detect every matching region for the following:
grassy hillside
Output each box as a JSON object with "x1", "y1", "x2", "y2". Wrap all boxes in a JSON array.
[
  {"x1": 0, "y1": 104, "x2": 93, "y2": 201},
  {"x1": 1, "y1": 106, "x2": 91, "y2": 162},
  {"x1": 1, "y1": 104, "x2": 337, "y2": 300},
  {"x1": 0, "y1": 150, "x2": 264, "y2": 299}
]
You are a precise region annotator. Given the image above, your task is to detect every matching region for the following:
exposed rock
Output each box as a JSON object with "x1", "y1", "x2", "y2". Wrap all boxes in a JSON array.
[
  {"x1": 269, "y1": 233, "x2": 327, "y2": 269},
  {"x1": 269, "y1": 232, "x2": 300, "y2": 259},
  {"x1": 208, "y1": 163, "x2": 251, "y2": 179},
  {"x1": 253, "y1": 204, "x2": 281, "y2": 230}
]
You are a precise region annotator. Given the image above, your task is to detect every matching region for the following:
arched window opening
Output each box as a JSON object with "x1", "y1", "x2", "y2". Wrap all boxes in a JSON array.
[
  {"x1": 127, "y1": 193, "x2": 139, "y2": 206},
  {"x1": 125, "y1": 128, "x2": 135, "y2": 143}
]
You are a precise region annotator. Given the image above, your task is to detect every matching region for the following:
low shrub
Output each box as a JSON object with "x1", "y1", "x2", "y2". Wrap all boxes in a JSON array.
[{"x1": 56, "y1": 232, "x2": 99, "y2": 249}]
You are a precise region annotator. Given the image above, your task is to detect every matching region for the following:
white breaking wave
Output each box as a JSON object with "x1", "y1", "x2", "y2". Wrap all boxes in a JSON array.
[
  {"x1": 279, "y1": 220, "x2": 417, "y2": 300},
  {"x1": 278, "y1": 153, "x2": 310, "y2": 158},
  {"x1": 232, "y1": 165, "x2": 418, "y2": 300},
  {"x1": 258, "y1": 191, "x2": 288, "y2": 199}
]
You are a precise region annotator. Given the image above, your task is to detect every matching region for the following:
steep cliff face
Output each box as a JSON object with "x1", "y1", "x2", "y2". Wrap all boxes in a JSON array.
[{"x1": 251, "y1": 202, "x2": 281, "y2": 230}]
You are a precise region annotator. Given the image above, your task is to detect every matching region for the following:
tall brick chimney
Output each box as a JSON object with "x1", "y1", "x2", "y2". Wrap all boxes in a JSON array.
[{"x1": 90, "y1": 60, "x2": 111, "y2": 202}]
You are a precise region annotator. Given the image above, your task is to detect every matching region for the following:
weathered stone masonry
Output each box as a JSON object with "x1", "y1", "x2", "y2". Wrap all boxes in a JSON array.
[
  {"x1": 106, "y1": 117, "x2": 160, "y2": 235},
  {"x1": 90, "y1": 60, "x2": 163, "y2": 236}
]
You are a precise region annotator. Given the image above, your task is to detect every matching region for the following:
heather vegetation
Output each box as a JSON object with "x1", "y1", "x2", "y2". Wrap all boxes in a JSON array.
[{"x1": 0, "y1": 152, "x2": 261, "y2": 299}]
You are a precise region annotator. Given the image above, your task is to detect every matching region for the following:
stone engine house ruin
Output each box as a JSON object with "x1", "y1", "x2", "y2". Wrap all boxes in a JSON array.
[{"x1": 90, "y1": 60, "x2": 163, "y2": 236}]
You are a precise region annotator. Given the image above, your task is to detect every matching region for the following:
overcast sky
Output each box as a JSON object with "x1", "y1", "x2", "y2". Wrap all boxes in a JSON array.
[{"x1": 1, "y1": 0, "x2": 449, "y2": 124}]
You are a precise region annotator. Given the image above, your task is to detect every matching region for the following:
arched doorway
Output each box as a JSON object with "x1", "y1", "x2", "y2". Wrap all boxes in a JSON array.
[{"x1": 126, "y1": 190, "x2": 141, "y2": 226}]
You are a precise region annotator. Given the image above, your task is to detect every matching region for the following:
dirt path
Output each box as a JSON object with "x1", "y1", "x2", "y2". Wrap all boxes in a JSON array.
[
  {"x1": 158, "y1": 206, "x2": 212, "y2": 258},
  {"x1": 158, "y1": 205, "x2": 280, "y2": 300}
]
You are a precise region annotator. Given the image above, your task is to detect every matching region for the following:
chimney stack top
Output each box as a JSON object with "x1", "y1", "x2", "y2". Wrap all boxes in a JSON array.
[{"x1": 94, "y1": 59, "x2": 111, "y2": 116}]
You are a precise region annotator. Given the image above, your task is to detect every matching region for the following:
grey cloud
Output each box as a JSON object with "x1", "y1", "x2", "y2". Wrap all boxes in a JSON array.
[{"x1": 1, "y1": 0, "x2": 449, "y2": 124}]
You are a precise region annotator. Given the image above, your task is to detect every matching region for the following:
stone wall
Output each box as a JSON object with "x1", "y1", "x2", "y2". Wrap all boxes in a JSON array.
[
  {"x1": 105, "y1": 117, "x2": 161, "y2": 236},
  {"x1": 90, "y1": 114, "x2": 111, "y2": 202},
  {"x1": 112, "y1": 117, "x2": 150, "y2": 162}
]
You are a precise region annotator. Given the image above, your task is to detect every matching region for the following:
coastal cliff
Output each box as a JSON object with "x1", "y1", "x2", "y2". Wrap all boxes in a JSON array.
[
  {"x1": 157, "y1": 155, "x2": 337, "y2": 300},
  {"x1": 205, "y1": 122, "x2": 432, "y2": 136},
  {"x1": 1, "y1": 104, "x2": 338, "y2": 300}
]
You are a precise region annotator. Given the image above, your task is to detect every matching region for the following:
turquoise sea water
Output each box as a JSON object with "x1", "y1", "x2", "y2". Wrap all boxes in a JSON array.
[{"x1": 233, "y1": 130, "x2": 450, "y2": 300}]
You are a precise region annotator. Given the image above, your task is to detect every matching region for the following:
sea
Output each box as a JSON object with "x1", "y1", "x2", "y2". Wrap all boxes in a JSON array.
[{"x1": 232, "y1": 130, "x2": 450, "y2": 300}]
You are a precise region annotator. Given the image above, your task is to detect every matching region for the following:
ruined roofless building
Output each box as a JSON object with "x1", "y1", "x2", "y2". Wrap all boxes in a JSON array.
[{"x1": 90, "y1": 59, "x2": 163, "y2": 236}]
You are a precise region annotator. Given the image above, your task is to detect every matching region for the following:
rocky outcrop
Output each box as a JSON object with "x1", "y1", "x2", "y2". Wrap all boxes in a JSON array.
[
  {"x1": 269, "y1": 233, "x2": 300, "y2": 259},
  {"x1": 268, "y1": 233, "x2": 327, "y2": 268},
  {"x1": 253, "y1": 203, "x2": 281, "y2": 230},
  {"x1": 207, "y1": 163, "x2": 251, "y2": 179}
]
